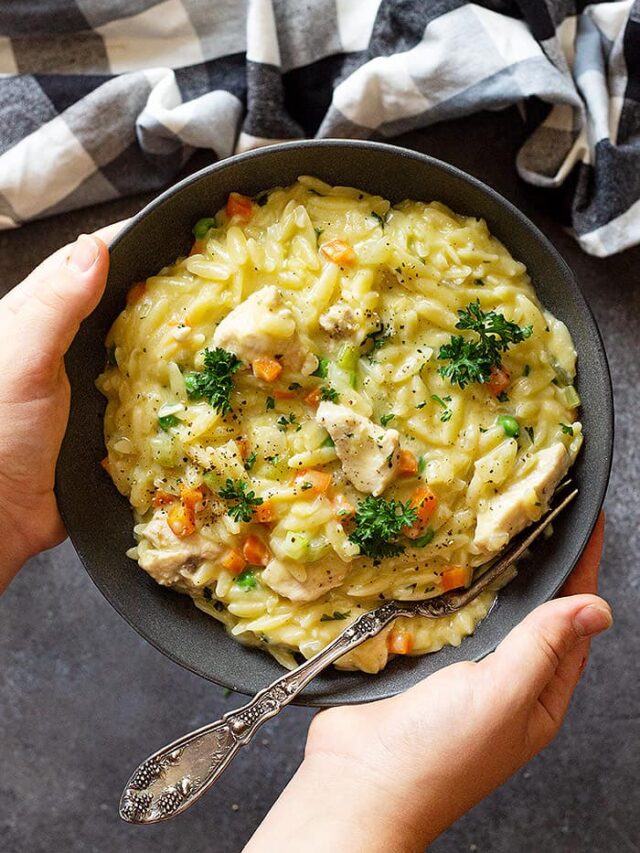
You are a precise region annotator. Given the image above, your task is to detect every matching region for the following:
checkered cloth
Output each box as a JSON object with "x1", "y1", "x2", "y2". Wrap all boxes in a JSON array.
[{"x1": 0, "y1": 1, "x2": 638, "y2": 257}]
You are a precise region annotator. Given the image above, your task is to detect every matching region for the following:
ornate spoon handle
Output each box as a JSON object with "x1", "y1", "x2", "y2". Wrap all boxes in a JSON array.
[{"x1": 120, "y1": 599, "x2": 408, "y2": 824}]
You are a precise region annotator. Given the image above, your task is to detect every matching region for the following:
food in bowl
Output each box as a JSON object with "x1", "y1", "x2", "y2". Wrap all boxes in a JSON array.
[{"x1": 96, "y1": 177, "x2": 582, "y2": 673}]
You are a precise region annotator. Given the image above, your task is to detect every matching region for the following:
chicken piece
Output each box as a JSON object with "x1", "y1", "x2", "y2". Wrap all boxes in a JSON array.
[
  {"x1": 319, "y1": 303, "x2": 358, "y2": 338},
  {"x1": 474, "y1": 443, "x2": 570, "y2": 553},
  {"x1": 261, "y1": 556, "x2": 350, "y2": 602},
  {"x1": 136, "y1": 510, "x2": 222, "y2": 587},
  {"x1": 212, "y1": 285, "x2": 318, "y2": 375},
  {"x1": 315, "y1": 401, "x2": 400, "y2": 495}
]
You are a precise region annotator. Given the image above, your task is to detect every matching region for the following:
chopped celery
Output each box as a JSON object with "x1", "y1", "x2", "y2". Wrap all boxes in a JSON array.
[
  {"x1": 203, "y1": 470, "x2": 224, "y2": 491},
  {"x1": 559, "y1": 385, "x2": 581, "y2": 407},
  {"x1": 283, "y1": 532, "x2": 310, "y2": 561},
  {"x1": 337, "y1": 344, "x2": 358, "y2": 372}
]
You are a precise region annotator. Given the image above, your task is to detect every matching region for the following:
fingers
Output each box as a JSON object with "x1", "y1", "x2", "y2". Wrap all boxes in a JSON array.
[
  {"x1": 483, "y1": 593, "x2": 612, "y2": 709},
  {"x1": 560, "y1": 512, "x2": 605, "y2": 596},
  {"x1": 0, "y1": 234, "x2": 110, "y2": 389}
]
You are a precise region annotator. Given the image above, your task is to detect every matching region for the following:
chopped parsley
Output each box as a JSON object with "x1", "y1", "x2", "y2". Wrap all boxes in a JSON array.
[
  {"x1": 265, "y1": 396, "x2": 275, "y2": 411},
  {"x1": 277, "y1": 413, "x2": 299, "y2": 431},
  {"x1": 560, "y1": 423, "x2": 574, "y2": 436},
  {"x1": 525, "y1": 426, "x2": 535, "y2": 443},
  {"x1": 218, "y1": 478, "x2": 263, "y2": 522},
  {"x1": 496, "y1": 391, "x2": 509, "y2": 402},
  {"x1": 158, "y1": 414, "x2": 181, "y2": 431},
  {"x1": 320, "y1": 610, "x2": 351, "y2": 622},
  {"x1": 523, "y1": 364, "x2": 531, "y2": 377},
  {"x1": 364, "y1": 324, "x2": 392, "y2": 359},
  {"x1": 320, "y1": 434, "x2": 335, "y2": 448},
  {"x1": 320, "y1": 386, "x2": 340, "y2": 403},
  {"x1": 430, "y1": 394, "x2": 453, "y2": 422},
  {"x1": 438, "y1": 301, "x2": 532, "y2": 389},
  {"x1": 370, "y1": 211, "x2": 389, "y2": 229},
  {"x1": 474, "y1": 278, "x2": 485, "y2": 286},
  {"x1": 312, "y1": 357, "x2": 329, "y2": 378},
  {"x1": 349, "y1": 495, "x2": 417, "y2": 559},
  {"x1": 244, "y1": 451, "x2": 257, "y2": 471},
  {"x1": 236, "y1": 569, "x2": 257, "y2": 590},
  {"x1": 380, "y1": 413, "x2": 395, "y2": 427},
  {"x1": 184, "y1": 347, "x2": 242, "y2": 414}
]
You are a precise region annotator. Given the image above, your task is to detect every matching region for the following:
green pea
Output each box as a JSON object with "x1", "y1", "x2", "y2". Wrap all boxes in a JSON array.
[
  {"x1": 192, "y1": 217, "x2": 216, "y2": 239},
  {"x1": 497, "y1": 415, "x2": 520, "y2": 437}
]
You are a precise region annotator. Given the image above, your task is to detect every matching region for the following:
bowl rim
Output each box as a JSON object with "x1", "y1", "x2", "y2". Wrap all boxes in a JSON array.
[{"x1": 62, "y1": 138, "x2": 614, "y2": 706}]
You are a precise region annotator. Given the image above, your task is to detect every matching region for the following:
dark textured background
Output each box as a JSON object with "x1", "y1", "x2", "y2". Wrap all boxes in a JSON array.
[{"x1": 1, "y1": 111, "x2": 638, "y2": 852}]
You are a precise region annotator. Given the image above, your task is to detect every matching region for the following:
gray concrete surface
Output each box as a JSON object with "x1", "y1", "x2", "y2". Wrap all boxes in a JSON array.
[{"x1": 0, "y1": 113, "x2": 638, "y2": 852}]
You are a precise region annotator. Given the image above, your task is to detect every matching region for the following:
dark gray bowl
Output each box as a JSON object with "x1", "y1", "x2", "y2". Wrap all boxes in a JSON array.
[{"x1": 56, "y1": 140, "x2": 613, "y2": 707}]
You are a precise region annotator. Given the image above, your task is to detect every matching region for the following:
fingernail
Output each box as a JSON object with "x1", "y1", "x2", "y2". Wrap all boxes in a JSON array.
[
  {"x1": 68, "y1": 234, "x2": 99, "y2": 272},
  {"x1": 574, "y1": 604, "x2": 613, "y2": 638}
]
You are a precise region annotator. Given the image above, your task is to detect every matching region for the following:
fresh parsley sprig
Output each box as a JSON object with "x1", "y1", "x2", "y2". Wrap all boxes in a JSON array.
[
  {"x1": 348, "y1": 495, "x2": 417, "y2": 559},
  {"x1": 438, "y1": 301, "x2": 532, "y2": 389},
  {"x1": 184, "y1": 347, "x2": 242, "y2": 414},
  {"x1": 218, "y1": 478, "x2": 263, "y2": 523}
]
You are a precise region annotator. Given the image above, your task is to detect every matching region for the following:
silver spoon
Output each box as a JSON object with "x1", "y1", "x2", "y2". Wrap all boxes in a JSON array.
[{"x1": 119, "y1": 485, "x2": 578, "y2": 824}]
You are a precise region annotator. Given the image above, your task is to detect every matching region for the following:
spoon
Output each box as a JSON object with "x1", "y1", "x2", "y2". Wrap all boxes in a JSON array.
[{"x1": 120, "y1": 485, "x2": 578, "y2": 824}]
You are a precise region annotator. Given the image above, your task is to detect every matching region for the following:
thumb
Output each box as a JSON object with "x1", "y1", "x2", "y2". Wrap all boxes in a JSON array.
[
  {"x1": 2, "y1": 234, "x2": 109, "y2": 386},
  {"x1": 482, "y1": 594, "x2": 612, "y2": 710}
]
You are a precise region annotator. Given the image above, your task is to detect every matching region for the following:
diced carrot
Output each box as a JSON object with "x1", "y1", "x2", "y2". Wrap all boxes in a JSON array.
[
  {"x1": 152, "y1": 489, "x2": 176, "y2": 508},
  {"x1": 100, "y1": 456, "x2": 111, "y2": 475},
  {"x1": 226, "y1": 192, "x2": 253, "y2": 222},
  {"x1": 294, "y1": 469, "x2": 332, "y2": 494},
  {"x1": 252, "y1": 357, "x2": 283, "y2": 382},
  {"x1": 387, "y1": 630, "x2": 414, "y2": 655},
  {"x1": 167, "y1": 502, "x2": 195, "y2": 538},
  {"x1": 221, "y1": 548, "x2": 246, "y2": 575},
  {"x1": 441, "y1": 565, "x2": 473, "y2": 592},
  {"x1": 242, "y1": 534, "x2": 270, "y2": 566},
  {"x1": 304, "y1": 386, "x2": 323, "y2": 408},
  {"x1": 236, "y1": 437, "x2": 250, "y2": 460},
  {"x1": 403, "y1": 486, "x2": 438, "y2": 538},
  {"x1": 273, "y1": 389, "x2": 298, "y2": 400},
  {"x1": 320, "y1": 239, "x2": 356, "y2": 266},
  {"x1": 188, "y1": 239, "x2": 205, "y2": 256},
  {"x1": 167, "y1": 485, "x2": 202, "y2": 537},
  {"x1": 126, "y1": 281, "x2": 146, "y2": 305},
  {"x1": 411, "y1": 486, "x2": 438, "y2": 524},
  {"x1": 180, "y1": 484, "x2": 203, "y2": 513},
  {"x1": 488, "y1": 366, "x2": 510, "y2": 396},
  {"x1": 397, "y1": 449, "x2": 418, "y2": 476},
  {"x1": 255, "y1": 501, "x2": 277, "y2": 523},
  {"x1": 332, "y1": 494, "x2": 355, "y2": 521}
]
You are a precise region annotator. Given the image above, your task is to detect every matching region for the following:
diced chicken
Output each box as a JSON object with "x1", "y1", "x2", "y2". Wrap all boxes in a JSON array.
[
  {"x1": 316, "y1": 401, "x2": 400, "y2": 495},
  {"x1": 319, "y1": 303, "x2": 358, "y2": 338},
  {"x1": 335, "y1": 629, "x2": 391, "y2": 673},
  {"x1": 474, "y1": 443, "x2": 570, "y2": 553},
  {"x1": 136, "y1": 511, "x2": 222, "y2": 587},
  {"x1": 212, "y1": 285, "x2": 318, "y2": 375},
  {"x1": 319, "y1": 303, "x2": 380, "y2": 342},
  {"x1": 261, "y1": 556, "x2": 350, "y2": 602}
]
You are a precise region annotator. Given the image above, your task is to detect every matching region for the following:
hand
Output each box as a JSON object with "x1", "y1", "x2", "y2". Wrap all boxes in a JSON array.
[
  {"x1": 246, "y1": 515, "x2": 610, "y2": 852},
  {"x1": 0, "y1": 226, "x2": 120, "y2": 592}
]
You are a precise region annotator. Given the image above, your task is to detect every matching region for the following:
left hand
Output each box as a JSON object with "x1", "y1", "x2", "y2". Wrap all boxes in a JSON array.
[{"x1": 0, "y1": 226, "x2": 120, "y2": 592}]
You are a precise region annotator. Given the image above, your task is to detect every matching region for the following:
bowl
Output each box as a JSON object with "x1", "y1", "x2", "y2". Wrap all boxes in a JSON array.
[{"x1": 56, "y1": 140, "x2": 613, "y2": 706}]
